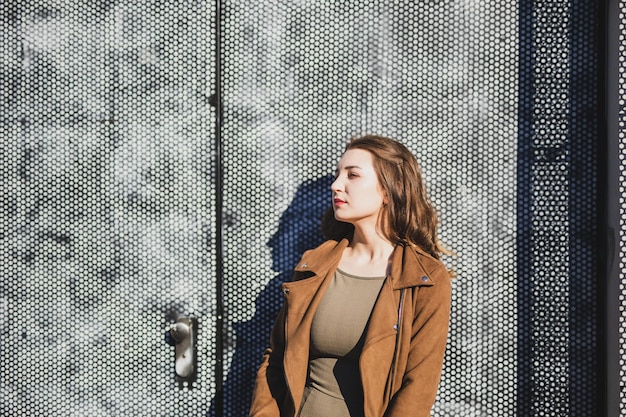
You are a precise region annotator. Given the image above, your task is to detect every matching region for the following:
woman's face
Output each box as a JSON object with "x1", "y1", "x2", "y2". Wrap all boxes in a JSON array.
[{"x1": 331, "y1": 148, "x2": 387, "y2": 227}]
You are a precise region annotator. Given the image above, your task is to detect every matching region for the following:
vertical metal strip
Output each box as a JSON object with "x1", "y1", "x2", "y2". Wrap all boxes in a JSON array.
[
  {"x1": 531, "y1": 2, "x2": 571, "y2": 416},
  {"x1": 517, "y1": 0, "x2": 535, "y2": 412},
  {"x1": 569, "y1": 1, "x2": 606, "y2": 416},
  {"x1": 214, "y1": 0, "x2": 224, "y2": 415},
  {"x1": 616, "y1": 2, "x2": 626, "y2": 415},
  {"x1": 607, "y1": 1, "x2": 621, "y2": 415},
  {"x1": 519, "y1": 1, "x2": 573, "y2": 415}
]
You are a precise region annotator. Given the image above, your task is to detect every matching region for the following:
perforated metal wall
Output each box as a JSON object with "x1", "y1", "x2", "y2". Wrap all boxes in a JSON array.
[
  {"x1": 0, "y1": 1, "x2": 603, "y2": 416},
  {"x1": 218, "y1": 2, "x2": 519, "y2": 415},
  {"x1": 518, "y1": 1, "x2": 603, "y2": 415},
  {"x1": 1, "y1": 2, "x2": 218, "y2": 415}
]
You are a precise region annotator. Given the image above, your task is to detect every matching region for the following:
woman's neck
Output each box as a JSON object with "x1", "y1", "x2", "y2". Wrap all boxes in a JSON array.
[
  {"x1": 338, "y1": 225, "x2": 395, "y2": 276},
  {"x1": 350, "y1": 228, "x2": 393, "y2": 256}
]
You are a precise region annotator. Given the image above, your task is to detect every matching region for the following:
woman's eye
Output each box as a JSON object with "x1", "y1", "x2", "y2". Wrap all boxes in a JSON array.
[{"x1": 348, "y1": 172, "x2": 358, "y2": 178}]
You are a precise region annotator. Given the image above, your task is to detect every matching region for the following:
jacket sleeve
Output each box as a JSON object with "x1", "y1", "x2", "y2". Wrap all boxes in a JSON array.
[
  {"x1": 384, "y1": 264, "x2": 452, "y2": 417},
  {"x1": 249, "y1": 304, "x2": 288, "y2": 417}
]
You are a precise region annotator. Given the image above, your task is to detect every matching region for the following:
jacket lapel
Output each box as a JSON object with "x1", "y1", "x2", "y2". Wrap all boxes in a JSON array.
[
  {"x1": 360, "y1": 277, "x2": 399, "y2": 417},
  {"x1": 281, "y1": 239, "x2": 347, "y2": 413},
  {"x1": 360, "y1": 244, "x2": 435, "y2": 416}
]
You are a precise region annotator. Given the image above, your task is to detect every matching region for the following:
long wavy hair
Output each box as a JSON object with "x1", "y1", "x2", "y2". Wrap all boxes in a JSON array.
[{"x1": 322, "y1": 135, "x2": 446, "y2": 259}]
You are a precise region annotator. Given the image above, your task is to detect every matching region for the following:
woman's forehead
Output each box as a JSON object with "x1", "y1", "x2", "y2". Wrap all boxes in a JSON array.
[{"x1": 336, "y1": 148, "x2": 374, "y2": 168}]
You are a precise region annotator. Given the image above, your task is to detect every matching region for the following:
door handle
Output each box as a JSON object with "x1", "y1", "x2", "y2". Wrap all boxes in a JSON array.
[{"x1": 165, "y1": 316, "x2": 197, "y2": 383}]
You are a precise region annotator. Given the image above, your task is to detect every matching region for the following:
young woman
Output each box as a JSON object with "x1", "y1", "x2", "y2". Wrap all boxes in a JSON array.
[{"x1": 250, "y1": 135, "x2": 452, "y2": 417}]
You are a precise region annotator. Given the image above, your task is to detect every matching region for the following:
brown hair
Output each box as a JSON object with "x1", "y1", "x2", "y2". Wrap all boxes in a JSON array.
[{"x1": 322, "y1": 135, "x2": 445, "y2": 259}]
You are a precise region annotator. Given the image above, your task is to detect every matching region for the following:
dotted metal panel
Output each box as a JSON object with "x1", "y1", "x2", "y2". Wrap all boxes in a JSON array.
[
  {"x1": 218, "y1": 1, "x2": 520, "y2": 416},
  {"x1": 220, "y1": 1, "x2": 602, "y2": 416},
  {"x1": 0, "y1": 1, "x2": 603, "y2": 416},
  {"x1": 1, "y1": 1, "x2": 217, "y2": 416},
  {"x1": 518, "y1": 1, "x2": 603, "y2": 417},
  {"x1": 568, "y1": 0, "x2": 603, "y2": 415},
  {"x1": 530, "y1": 2, "x2": 571, "y2": 415}
]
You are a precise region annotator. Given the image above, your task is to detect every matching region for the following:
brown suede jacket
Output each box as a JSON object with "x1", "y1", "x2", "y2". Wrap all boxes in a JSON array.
[{"x1": 249, "y1": 237, "x2": 451, "y2": 417}]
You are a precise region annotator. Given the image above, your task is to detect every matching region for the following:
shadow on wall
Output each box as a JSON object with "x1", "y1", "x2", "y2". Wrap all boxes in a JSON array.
[{"x1": 208, "y1": 174, "x2": 333, "y2": 417}]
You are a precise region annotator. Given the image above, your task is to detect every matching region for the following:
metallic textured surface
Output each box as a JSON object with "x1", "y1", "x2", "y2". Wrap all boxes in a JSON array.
[
  {"x1": 530, "y1": 2, "x2": 570, "y2": 415},
  {"x1": 1, "y1": 1, "x2": 217, "y2": 415},
  {"x1": 0, "y1": 1, "x2": 603, "y2": 416}
]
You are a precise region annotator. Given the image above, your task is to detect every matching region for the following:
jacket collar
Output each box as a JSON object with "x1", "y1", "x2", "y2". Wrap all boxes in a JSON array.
[
  {"x1": 293, "y1": 238, "x2": 348, "y2": 276},
  {"x1": 293, "y1": 237, "x2": 439, "y2": 289}
]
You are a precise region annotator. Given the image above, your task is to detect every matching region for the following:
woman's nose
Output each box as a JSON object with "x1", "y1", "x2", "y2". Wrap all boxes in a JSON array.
[{"x1": 331, "y1": 177, "x2": 342, "y2": 192}]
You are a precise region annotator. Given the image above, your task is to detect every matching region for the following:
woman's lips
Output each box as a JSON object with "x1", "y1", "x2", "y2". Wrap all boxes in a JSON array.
[{"x1": 333, "y1": 198, "x2": 346, "y2": 206}]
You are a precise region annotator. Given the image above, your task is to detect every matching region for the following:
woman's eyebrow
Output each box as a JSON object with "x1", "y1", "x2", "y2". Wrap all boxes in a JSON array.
[
  {"x1": 336, "y1": 165, "x2": 362, "y2": 171},
  {"x1": 334, "y1": 165, "x2": 363, "y2": 176}
]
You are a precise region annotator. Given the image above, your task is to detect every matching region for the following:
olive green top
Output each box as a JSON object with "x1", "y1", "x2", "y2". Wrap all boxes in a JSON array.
[{"x1": 297, "y1": 269, "x2": 386, "y2": 417}]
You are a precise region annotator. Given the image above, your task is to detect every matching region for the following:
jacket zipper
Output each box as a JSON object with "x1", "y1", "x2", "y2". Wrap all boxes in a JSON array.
[
  {"x1": 282, "y1": 288, "x2": 295, "y2": 414},
  {"x1": 388, "y1": 288, "x2": 406, "y2": 403}
]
